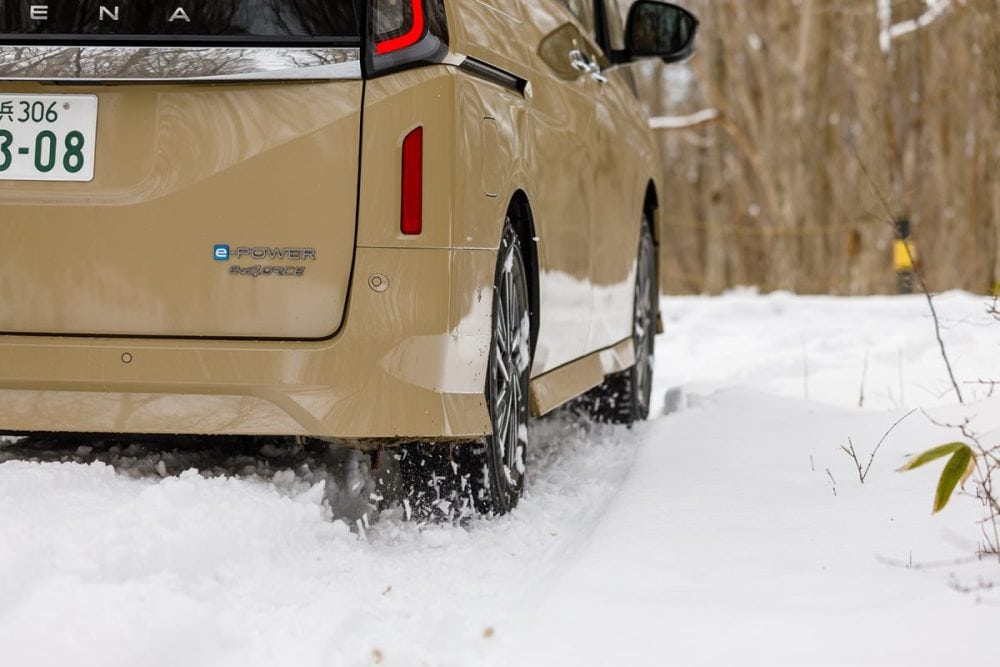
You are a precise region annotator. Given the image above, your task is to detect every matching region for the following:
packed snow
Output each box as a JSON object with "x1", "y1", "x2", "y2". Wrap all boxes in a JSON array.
[{"x1": 2, "y1": 291, "x2": 999, "y2": 666}]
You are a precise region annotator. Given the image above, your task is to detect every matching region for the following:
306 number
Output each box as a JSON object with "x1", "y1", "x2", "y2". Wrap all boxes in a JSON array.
[{"x1": 17, "y1": 101, "x2": 59, "y2": 123}]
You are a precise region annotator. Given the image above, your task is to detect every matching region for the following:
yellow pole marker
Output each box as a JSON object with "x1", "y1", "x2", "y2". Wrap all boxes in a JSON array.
[
  {"x1": 894, "y1": 219, "x2": 916, "y2": 294},
  {"x1": 893, "y1": 239, "x2": 916, "y2": 271}
]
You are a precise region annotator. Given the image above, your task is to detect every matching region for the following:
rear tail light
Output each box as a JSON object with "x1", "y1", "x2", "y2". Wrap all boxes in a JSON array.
[
  {"x1": 367, "y1": 0, "x2": 448, "y2": 76},
  {"x1": 374, "y1": 0, "x2": 426, "y2": 55},
  {"x1": 400, "y1": 127, "x2": 424, "y2": 236}
]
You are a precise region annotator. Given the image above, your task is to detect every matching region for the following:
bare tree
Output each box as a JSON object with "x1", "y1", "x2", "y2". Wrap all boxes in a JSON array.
[{"x1": 633, "y1": 0, "x2": 999, "y2": 296}]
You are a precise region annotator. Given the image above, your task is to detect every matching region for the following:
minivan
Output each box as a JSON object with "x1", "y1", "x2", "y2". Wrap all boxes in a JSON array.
[{"x1": 0, "y1": 0, "x2": 698, "y2": 514}]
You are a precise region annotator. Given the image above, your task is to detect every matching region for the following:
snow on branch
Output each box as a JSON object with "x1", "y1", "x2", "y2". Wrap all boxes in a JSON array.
[
  {"x1": 649, "y1": 108, "x2": 720, "y2": 131},
  {"x1": 879, "y1": 0, "x2": 953, "y2": 53}
]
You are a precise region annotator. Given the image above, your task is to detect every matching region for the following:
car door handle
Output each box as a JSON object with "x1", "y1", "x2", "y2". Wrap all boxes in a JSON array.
[
  {"x1": 568, "y1": 49, "x2": 608, "y2": 84},
  {"x1": 568, "y1": 49, "x2": 592, "y2": 73}
]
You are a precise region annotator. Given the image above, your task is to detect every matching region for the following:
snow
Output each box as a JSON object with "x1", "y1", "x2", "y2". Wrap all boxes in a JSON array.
[
  {"x1": 648, "y1": 108, "x2": 720, "y2": 130},
  {"x1": 880, "y1": 0, "x2": 953, "y2": 52},
  {"x1": 2, "y1": 291, "x2": 998, "y2": 666}
]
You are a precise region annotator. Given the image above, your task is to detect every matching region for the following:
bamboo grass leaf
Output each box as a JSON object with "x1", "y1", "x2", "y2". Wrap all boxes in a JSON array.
[
  {"x1": 897, "y1": 443, "x2": 966, "y2": 472},
  {"x1": 933, "y1": 447, "x2": 974, "y2": 514}
]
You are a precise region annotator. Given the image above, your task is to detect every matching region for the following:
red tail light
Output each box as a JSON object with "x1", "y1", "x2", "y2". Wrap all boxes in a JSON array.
[
  {"x1": 375, "y1": 0, "x2": 426, "y2": 55},
  {"x1": 367, "y1": 0, "x2": 448, "y2": 76},
  {"x1": 401, "y1": 127, "x2": 423, "y2": 236}
]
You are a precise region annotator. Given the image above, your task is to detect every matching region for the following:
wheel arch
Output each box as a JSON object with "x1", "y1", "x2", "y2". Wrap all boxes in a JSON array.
[
  {"x1": 642, "y1": 180, "x2": 664, "y2": 331},
  {"x1": 643, "y1": 180, "x2": 660, "y2": 246},
  {"x1": 506, "y1": 190, "x2": 540, "y2": 359}
]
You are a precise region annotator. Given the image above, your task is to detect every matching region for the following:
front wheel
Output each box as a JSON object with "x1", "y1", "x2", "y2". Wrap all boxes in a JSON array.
[{"x1": 581, "y1": 221, "x2": 658, "y2": 425}]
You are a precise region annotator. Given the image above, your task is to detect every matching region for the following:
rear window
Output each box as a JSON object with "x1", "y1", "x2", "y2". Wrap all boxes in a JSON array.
[{"x1": 0, "y1": 0, "x2": 360, "y2": 45}]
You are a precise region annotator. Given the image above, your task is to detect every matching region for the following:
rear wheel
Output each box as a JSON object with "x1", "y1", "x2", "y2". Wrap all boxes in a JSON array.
[
  {"x1": 462, "y1": 222, "x2": 531, "y2": 515},
  {"x1": 581, "y1": 220, "x2": 658, "y2": 425},
  {"x1": 396, "y1": 221, "x2": 531, "y2": 518}
]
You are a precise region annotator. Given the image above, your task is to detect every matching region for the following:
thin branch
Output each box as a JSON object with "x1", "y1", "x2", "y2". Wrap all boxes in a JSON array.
[
  {"x1": 964, "y1": 379, "x2": 998, "y2": 399},
  {"x1": 842, "y1": 409, "x2": 917, "y2": 484},
  {"x1": 864, "y1": 409, "x2": 918, "y2": 481},
  {"x1": 948, "y1": 577, "x2": 998, "y2": 596},
  {"x1": 875, "y1": 553, "x2": 981, "y2": 570},
  {"x1": 880, "y1": 0, "x2": 953, "y2": 52},
  {"x1": 841, "y1": 437, "x2": 865, "y2": 483},
  {"x1": 877, "y1": 0, "x2": 893, "y2": 53},
  {"x1": 649, "y1": 108, "x2": 721, "y2": 131},
  {"x1": 853, "y1": 151, "x2": 964, "y2": 404}
]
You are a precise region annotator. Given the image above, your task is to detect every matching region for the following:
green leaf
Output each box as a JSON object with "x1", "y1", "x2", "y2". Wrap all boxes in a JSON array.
[
  {"x1": 897, "y1": 443, "x2": 967, "y2": 472},
  {"x1": 933, "y1": 447, "x2": 974, "y2": 514},
  {"x1": 959, "y1": 453, "x2": 977, "y2": 489}
]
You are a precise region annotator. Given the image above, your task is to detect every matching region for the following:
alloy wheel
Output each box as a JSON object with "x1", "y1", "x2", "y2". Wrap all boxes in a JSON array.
[
  {"x1": 482, "y1": 225, "x2": 531, "y2": 511},
  {"x1": 632, "y1": 225, "x2": 657, "y2": 418}
]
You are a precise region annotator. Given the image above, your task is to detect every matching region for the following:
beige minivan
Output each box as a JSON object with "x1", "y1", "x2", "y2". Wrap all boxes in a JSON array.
[{"x1": 0, "y1": 0, "x2": 697, "y2": 514}]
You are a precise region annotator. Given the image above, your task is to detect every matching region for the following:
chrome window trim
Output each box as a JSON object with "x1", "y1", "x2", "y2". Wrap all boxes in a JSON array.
[{"x1": 0, "y1": 45, "x2": 361, "y2": 82}]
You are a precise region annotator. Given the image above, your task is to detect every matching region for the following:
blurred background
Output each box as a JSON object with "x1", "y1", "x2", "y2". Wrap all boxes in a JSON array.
[{"x1": 624, "y1": 0, "x2": 999, "y2": 295}]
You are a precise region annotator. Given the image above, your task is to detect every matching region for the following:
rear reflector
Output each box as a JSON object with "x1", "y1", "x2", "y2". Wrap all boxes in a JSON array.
[
  {"x1": 375, "y1": 0, "x2": 426, "y2": 55},
  {"x1": 401, "y1": 127, "x2": 423, "y2": 236}
]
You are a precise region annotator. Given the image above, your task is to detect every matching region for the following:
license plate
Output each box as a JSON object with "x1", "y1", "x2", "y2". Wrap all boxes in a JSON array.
[{"x1": 0, "y1": 94, "x2": 98, "y2": 182}]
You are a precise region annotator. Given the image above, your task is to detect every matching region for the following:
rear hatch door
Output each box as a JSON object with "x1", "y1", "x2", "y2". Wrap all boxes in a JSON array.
[{"x1": 0, "y1": 2, "x2": 364, "y2": 339}]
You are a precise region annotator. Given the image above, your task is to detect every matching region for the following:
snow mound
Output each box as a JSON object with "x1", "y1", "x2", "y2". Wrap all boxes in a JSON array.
[{"x1": 2, "y1": 291, "x2": 999, "y2": 665}]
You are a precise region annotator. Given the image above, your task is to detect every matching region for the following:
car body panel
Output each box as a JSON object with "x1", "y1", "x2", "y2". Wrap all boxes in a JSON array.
[
  {"x1": 0, "y1": 79, "x2": 362, "y2": 339},
  {"x1": 0, "y1": 0, "x2": 670, "y2": 440},
  {"x1": 528, "y1": 335, "x2": 634, "y2": 416},
  {"x1": 0, "y1": 246, "x2": 494, "y2": 440},
  {"x1": 447, "y1": 0, "x2": 527, "y2": 78},
  {"x1": 450, "y1": 0, "x2": 603, "y2": 372},
  {"x1": 447, "y1": 0, "x2": 663, "y2": 371},
  {"x1": 517, "y1": 8, "x2": 598, "y2": 372},
  {"x1": 588, "y1": 65, "x2": 660, "y2": 350}
]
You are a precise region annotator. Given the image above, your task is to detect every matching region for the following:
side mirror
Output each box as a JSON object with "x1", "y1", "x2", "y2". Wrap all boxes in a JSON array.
[{"x1": 625, "y1": 1, "x2": 699, "y2": 64}]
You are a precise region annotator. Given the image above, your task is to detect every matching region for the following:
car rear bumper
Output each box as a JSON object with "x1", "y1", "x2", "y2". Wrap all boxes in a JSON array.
[{"x1": 0, "y1": 246, "x2": 495, "y2": 442}]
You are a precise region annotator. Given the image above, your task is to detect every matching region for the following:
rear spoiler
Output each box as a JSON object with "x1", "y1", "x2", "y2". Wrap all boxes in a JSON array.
[{"x1": 0, "y1": 45, "x2": 361, "y2": 82}]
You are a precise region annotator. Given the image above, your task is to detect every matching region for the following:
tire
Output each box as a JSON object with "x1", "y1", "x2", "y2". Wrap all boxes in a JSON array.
[
  {"x1": 391, "y1": 442, "x2": 473, "y2": 521},
  {"x1": 395, "y1": 221, "x2": 531, "y2": 519},
  {"x1": 581, "y1": 220, "x2": 658, "y2": 425},
  {"x1": 461, "y1": 221, "x2": 531, "y2": 515}
]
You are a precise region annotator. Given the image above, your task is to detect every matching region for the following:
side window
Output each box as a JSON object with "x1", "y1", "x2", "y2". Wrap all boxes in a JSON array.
[{"x1": 558, "y1": 0, "x2": 596, "y2": 38}]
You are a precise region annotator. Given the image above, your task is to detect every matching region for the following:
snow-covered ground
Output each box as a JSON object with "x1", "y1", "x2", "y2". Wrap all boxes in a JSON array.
[{"x1": 2, "y1": 291, "x2": 999, "y2": 666}]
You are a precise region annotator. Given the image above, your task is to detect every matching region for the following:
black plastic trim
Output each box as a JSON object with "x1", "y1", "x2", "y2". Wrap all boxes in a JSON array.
[{"x1": 458, "y1": 57, "x2": 526, "y2": 96}]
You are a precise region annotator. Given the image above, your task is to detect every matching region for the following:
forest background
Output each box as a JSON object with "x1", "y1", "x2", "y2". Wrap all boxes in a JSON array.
[{"x1": 628, "y1": 0, "x2": 999, "y2": 295}]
